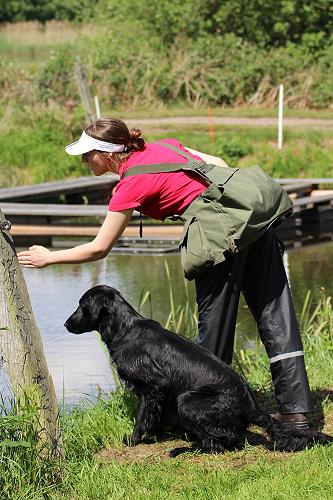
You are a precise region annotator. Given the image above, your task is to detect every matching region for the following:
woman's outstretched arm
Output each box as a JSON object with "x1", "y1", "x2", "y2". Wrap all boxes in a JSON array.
[
  {"x1": 17, "y1": 209, "x2": 133, "y2": 268},
  {"x1": 184, "y1": 147, "x2": 229, "y2": 168}
]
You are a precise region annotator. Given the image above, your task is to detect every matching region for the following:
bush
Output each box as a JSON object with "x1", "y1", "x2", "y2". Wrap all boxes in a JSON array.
[
  {"x1": 30, "y1": 25, "x2": 333, "y2": 110},
  {"x1": 37, "y1": 46, "x2": 77, "y2": 103},
  {"x1": 215, "y1": 135, "x2": 253, "y2": 167},
  {"x1": 0, "y1": 109, "x2": 86, "y2": 186}
]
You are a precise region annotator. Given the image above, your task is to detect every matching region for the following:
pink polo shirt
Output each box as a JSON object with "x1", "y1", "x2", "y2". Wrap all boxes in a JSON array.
[{"x1": 108, "y1": 139, "x2": 207, "y2": 220}]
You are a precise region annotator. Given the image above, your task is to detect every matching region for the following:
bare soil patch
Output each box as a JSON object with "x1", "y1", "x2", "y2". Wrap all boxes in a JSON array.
[
  {"x1": 323, "y1": 411, "x2": 333, "y2": 434},
  {"x1": 96, "y1": 429, "x2": 281, "y2": 467},
  {"x1": 96, "y1": 410, "x2": 333, "y2": 467},
  {"x1": 97, "y1": 438, "x2": 191, "y2": 464},
  {"x1": 96, "y1": 436, "x2": 291, "y2": 469}
]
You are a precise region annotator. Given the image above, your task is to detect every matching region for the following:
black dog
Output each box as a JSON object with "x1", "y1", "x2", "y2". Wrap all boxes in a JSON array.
[{"x1": 65, "y1": 285, "x2": 332, "y2": 453}]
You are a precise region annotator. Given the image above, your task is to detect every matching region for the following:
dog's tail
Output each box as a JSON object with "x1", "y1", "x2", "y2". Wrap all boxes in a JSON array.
[{"x1": 251, "y1": 412, "x2": 333, "y2": 452}]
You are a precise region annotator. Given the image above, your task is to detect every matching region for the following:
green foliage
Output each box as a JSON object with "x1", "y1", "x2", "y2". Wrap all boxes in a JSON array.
[
  {"x1": 0, "y1": 393, "x2": 58, "y2": 499},
  {"x1": 62, "y1": 390, "x2": 136, "y2": 461},
  {"x1": 4, "y1": 10, "x2": 333, "y2": 110},
  {"x1": 0, "y1": 0, "x2": 96, "y2": 23},
  {"x1": 250, "y1": 131, "x2": 333, "y2": 179},
  {"x1": 0, "y1": 108, "x2": 86, "y2": 186},
  {"x1": 163, "y1": 261, "x2": 198, "y2": 339},
  {"x1": 216, "y1": 136, "x2": 253, "y2": 167},
  {"x1": 28, "y1": 25, "x2": 333, "y2": 110},
  {"x1": 3, "y1": 111, "x2": 333, "y2": 186},
  {"x1": 88, "y1": 21, "x2": 169, "y2": 107},
  {"x1": 3, "y1": 0, "x2": 333, "y2": 50},
  {"x1": 37, "y1": 46, "x2": 77, "y2": 103}
]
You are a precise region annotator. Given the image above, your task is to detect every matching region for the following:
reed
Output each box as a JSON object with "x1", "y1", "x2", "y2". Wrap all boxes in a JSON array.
[{"x1": 163, "y1": 261, "x2": 198, "y2": 340}]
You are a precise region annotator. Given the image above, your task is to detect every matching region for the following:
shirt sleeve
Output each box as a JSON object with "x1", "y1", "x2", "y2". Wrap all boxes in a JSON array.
[{"x1": 108, "y1": 176, "x2": 155, "y2": 212}]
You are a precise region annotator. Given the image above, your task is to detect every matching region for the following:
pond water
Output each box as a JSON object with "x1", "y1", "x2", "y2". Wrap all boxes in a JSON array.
[{"x1": 4, "y1": 242, "x2": 333, "y2": 405}]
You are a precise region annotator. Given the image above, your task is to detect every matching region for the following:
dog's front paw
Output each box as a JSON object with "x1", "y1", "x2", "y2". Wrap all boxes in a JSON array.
[
  {"x1": 169, "y1": 446, "x2": 191, "y2": 458},
  {"x1": 123, "y1": 433, "x2": 141, "y2": 447},
  {"x1": 123, "y1": 434, "x2": 135, "y2": 446}
]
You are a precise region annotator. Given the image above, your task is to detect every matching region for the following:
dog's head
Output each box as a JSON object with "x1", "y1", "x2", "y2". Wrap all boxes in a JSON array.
[{"x1": 64, "y1": 285, "x2": 120, "y2": 335}]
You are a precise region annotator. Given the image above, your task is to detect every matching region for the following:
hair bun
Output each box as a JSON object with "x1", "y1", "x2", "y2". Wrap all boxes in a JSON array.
[
  {"x1": 129, "y1": 128, "x2": 142, "y2": 141},
  {"x1": 128, "y1": 128, "x2": 145, "y2": 151}
]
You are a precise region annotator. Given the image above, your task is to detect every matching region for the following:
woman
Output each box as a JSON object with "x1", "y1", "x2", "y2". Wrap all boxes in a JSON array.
[{"x1": 17, "y1": 118, "x2": 314, "y2": 427}]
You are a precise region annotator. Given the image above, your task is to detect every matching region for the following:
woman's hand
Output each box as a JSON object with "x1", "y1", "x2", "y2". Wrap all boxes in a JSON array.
[{"x1": 17, "y1": 245, "x2": 52, "y2": 268}]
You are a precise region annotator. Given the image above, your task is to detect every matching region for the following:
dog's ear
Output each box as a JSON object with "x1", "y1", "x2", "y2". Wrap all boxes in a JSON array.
[
  {"x1": 86, "y1": 290, "x2": 115, "y2": 328},
  {"x1": 86, "y1": 294, "x2": 104, "y2": 321}
]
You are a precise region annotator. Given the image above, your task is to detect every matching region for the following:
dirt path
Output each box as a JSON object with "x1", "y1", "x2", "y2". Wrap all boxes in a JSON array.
[{"x1": 127, "y1": 116, "x2": 333, "y2": 130}]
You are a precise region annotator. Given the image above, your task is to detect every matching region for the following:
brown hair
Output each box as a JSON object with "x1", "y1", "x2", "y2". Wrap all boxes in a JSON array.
[{"x1": 85, "y1": 118, "x2": 145, "y2": 156}]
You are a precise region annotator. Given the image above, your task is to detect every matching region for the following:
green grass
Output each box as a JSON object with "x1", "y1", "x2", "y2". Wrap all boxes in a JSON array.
[
  {"x1": 49, "y1": 445, "x2": 333, "y2": 499},
  {"x1": 2, "y1": 106, "x2": 333, "y2": 187},
  {"x1": 0, "y1": 21, "x2": 95, "y2": 69},
  {"x1": 146, "y1": 126, "x2": 333, "y2": 179}
]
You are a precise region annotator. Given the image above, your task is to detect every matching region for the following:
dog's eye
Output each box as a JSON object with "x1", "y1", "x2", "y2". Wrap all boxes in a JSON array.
[{"x1": 81, "y1": 305, "x2": 91, "y2": 315}]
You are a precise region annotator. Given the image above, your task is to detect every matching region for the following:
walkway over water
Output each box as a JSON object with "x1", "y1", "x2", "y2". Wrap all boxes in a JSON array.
[{"x1": 2, "y1": 176, "x2": 333, "y2": 250}]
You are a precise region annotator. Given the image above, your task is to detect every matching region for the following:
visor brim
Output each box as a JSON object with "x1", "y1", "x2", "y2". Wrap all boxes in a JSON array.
[{"x1": 65, "y1": 140, "x2": 94, "y2": 156}]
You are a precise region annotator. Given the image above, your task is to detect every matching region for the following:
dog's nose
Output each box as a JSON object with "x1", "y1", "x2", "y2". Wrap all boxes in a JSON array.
[{"x1": 64, "y1": 320, "x2": 69, "y2": 329}]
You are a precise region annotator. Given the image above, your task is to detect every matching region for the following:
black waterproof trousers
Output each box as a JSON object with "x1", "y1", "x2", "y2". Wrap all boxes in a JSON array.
[{"x1": 195, "y1": 228, "x2": 314, "y2": 414}]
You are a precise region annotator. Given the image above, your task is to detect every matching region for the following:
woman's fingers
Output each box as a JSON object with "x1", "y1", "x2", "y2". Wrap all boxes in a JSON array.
[
  {"x1": 17, "y1": 253, "x2": 34, "y2": 266},
  {"x1": 17, "y1": 251, "x2": 31, "y2": 257},
  {"x1": 17, "y1": 246, "x2": 51, "y2": 268}
]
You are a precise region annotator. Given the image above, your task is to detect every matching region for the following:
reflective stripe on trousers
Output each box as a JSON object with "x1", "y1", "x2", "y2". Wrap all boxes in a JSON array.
[{"x1": 269, "y1": 350, "x2": 304, "y2": 364}]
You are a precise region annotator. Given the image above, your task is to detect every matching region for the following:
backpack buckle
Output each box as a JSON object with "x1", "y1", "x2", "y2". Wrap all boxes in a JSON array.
[{"x1": 194, "y1": 162, "x2": 214, "y2": 175}]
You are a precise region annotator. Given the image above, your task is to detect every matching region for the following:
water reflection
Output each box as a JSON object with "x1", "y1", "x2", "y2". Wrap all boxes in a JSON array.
[{"x1": 16, "y1": 243, "x2": 333, "y2": 405}]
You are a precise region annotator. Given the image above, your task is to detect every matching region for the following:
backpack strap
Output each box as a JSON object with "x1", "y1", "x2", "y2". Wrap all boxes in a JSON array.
[{"x1": 121, "y1": 141, "x2": 215, "y2": 183}]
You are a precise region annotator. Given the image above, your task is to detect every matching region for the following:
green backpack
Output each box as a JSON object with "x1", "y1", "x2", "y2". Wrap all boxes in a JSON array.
[{"x1": 123, "y1": 142, "x2": 293, "y2": 280}]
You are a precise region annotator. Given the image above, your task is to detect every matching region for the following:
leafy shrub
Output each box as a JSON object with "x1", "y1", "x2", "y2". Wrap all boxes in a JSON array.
[
  {"x1": 253, "y1": 133, "x2": 333, "y2": 178},
  {"x1": 37, "y1": 45, "x2": 77, "y2": 103},
  {"x1": 215, "y1": 136, "x2": 253, "y2": 167},
  {"x1": 0, "y1": 109, "x2": 86, "y2": 186},
  {"x1": 31, "y1": 25, "x2": 333, "y2": 110},
  {"x1": 4, "y1": 0, "x2": 333, "y2": 50}
]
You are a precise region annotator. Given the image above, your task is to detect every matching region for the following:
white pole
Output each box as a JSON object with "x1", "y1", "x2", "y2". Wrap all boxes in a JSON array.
[
  {"x1": 278, "y1": 84, "x2": 284, "y2": 149},
  {"x1": 94, "y1": 95, "x2": 101, "y2": 119}
]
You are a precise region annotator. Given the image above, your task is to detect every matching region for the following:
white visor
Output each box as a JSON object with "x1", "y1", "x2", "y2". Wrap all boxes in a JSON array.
[{"x1": 65, "y1": 131, "x2": 126, "y2": 155}]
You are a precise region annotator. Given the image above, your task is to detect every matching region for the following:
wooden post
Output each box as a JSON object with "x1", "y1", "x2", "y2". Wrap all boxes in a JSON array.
[
  {"x1": 207, "y1": 106, "x2": 215, "y2": 144},
  {"x1": 75, "y1": 59, "x2": 96, "y2": 126},
  {"x1": 94, "y1": 95, "x2": 101, "y2": 119},
  {"x1": 0, "y1": 209, "x2": 64, "y2": 458},
  {"x1": 278, "y1": 84, "x2": 284, "y2": 149}
]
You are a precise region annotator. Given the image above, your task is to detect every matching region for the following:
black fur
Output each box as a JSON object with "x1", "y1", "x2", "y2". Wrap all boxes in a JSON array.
[{"x1": 65, "y1": 285, "x2": 333, "y2": 453}]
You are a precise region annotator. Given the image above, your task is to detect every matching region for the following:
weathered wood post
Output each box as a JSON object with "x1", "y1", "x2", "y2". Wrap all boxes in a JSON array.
[
  {"x1": 75, "y1": 59, "x2": 96, "y2": 125},
  {"x1": 0, "y1": 209, "x2": 64, "y2": 458}
]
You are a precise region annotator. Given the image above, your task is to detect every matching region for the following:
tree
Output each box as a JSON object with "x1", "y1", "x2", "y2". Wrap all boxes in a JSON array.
[{"x1": 0, "y1": 209, "x2": 64, "y2": 458}]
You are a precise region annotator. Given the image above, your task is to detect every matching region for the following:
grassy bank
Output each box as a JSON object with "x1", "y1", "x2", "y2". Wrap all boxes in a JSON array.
[
  {"x1": 2, "y1": 107, "x2": 333, "y2": 188},
  {"x1": 1, "y1": 289, "x2": 332, "y2": 499}
]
